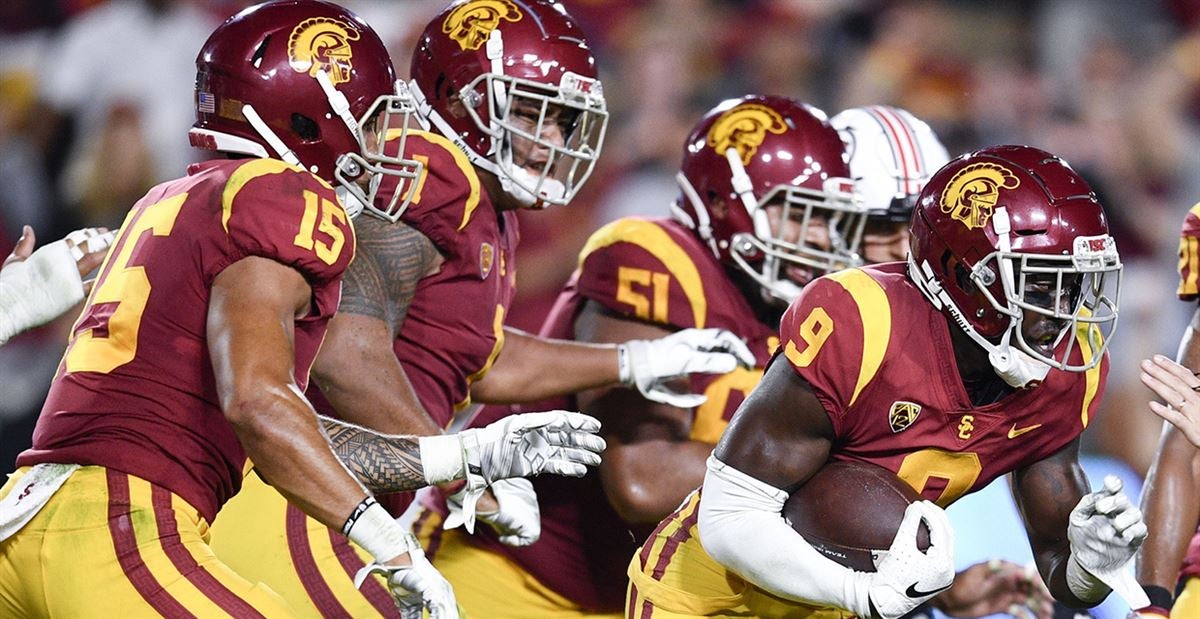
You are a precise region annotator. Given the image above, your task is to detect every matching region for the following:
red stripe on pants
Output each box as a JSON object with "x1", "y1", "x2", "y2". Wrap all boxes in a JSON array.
[
  {"x1": 150, "y1": 485, "x2": 264, "y2": 618},
  {"x1": 287, "y1": 503, "x2": 353, "y2": 619},
  {"x1": 106, "y1": 470, "x2": 195, "y2": 618}
]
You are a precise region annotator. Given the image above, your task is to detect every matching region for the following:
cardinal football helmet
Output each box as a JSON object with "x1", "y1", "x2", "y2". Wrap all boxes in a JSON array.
[
  {"x1": 908, "y1": 145, "x2": 1121, "y2": 388},
  {"x1": 832, "y1": 105, "x2": 950, "y2": 222},
  {"x1": 189, "y1": 0, "x2": 421, "y2": 220},
  {"x1": 408, "y1": 0, "x2": 607, "y2": 208},
  {"x1": 671, "y1": 95, "x2": 865, "y2": 303}
]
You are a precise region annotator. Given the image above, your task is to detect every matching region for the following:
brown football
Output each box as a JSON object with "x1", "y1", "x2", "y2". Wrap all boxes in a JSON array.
[{"x1": 783, "y1": 460, "x2": 930, "y2": 572}]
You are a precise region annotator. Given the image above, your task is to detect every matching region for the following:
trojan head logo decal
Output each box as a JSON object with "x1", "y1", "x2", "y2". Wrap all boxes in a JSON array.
[
  {"x1": 707, "y1": 104, "x2": 788, "y2": 165},
  {"x1": 939, "y1": 162, "x2": 1021, "y2": 230},
  {"x1": 288, "y1": 17, "x2": 361, "y2": 85},
  {"x1": 443, "y1": 0, "x2": 523, "y2": 51},
  {"x1": 888, "y1": 401, "x2": 922, "y2": 433}
]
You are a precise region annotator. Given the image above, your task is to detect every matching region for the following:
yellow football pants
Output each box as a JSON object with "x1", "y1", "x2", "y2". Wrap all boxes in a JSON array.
[
  {"x1": 209, "y1": 472, "x2": 398, "y2": 619},
  {"x1": 413, "y1": 505, "x2": 622, "y2": 618},
  {"x1": 625, "y1": 493, "x2": 849, "y2": 619},
  {"x1": 1174, "y1": 576, "x2": 1200, "y2": 619},
  {"x1": 0, "y1": 465, "x2": 294, "y2": 618}
]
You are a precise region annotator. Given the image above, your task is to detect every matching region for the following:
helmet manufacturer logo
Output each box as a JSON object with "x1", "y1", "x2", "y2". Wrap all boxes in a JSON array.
[
  {"x1": 480, "y1": 243, "x2": 495, "y2": 279},
  {"x1": 940, "y1": 162, "x2": 1020, "y2": 230},
  {"x1": 707, "y1": 104, "x2": 787, "y2": 165},
  {"x1": 888, "y1": 401, "x2": 922, "y2": 433},
  {"x1": 288, "y1": 17, "x2": 361, "y2": 85},
  {"x1": 443, "y1": 0, "x2": 523, "y2": 51}
]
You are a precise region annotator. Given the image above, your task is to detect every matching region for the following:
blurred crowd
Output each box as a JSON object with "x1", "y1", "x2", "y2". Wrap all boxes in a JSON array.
[{"x1": 3, "y1": 0, "x2": 1200, "y2": 481}]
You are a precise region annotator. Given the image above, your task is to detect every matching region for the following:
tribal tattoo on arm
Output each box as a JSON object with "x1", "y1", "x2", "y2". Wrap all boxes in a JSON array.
[
  {"x1": 337, "y1": 215, "x2": 441, "y2": 338},
  {"x1": 319, "y1": 415, "x2": 428, "y2": 494}
]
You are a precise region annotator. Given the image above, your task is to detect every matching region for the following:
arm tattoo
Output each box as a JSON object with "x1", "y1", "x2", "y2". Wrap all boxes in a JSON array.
[
  {"x1": 320, "y1": 415, "x2": 428, "y2": 494},
  {"x1": 338, "y1": 216, "x2": 440, "y2": 338}
]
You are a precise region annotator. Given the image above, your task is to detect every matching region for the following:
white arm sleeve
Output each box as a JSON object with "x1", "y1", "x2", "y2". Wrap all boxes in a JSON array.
[
  {"x1": 698, "y1": 455, "x2": 872, "y2": 617},
  {"x1": 0, "y1": 240, "x2": 84, "y2": 345}
]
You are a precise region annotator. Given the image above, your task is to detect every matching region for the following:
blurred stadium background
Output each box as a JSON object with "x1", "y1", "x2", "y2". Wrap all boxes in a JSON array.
[{"x1": 1, "y1": 0, "x2": 1196, "y2": 499}]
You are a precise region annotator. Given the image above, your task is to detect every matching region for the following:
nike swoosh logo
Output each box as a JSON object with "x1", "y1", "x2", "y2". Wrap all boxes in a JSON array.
[
  {"x1": 906, "y1": 582, "x2": 951, "y2": 598},
  {"x1": 1007, "y1": 423, "x2": 1043, "y2": 439}
]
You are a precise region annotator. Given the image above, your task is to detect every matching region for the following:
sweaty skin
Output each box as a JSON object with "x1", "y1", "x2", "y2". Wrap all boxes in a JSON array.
[
  {"x1": 713, "y1": 301, "x2": 1097, "y2": 608},
  {"x1": 208, "y1": 255, "x2": 413, "y2": 568}
]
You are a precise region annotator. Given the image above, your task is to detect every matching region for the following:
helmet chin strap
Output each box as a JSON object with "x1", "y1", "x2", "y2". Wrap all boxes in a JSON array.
[
  {"x1": 335, "y1": 184, "x2": 367, "y2": 219},
  {"x1": 724, "y1": 148, "x2": 795, "y2": 301},
  {"x1": 907, "y1": 254, "x2": 1050, "y2": 390},
  {"x1": 672, "y1": 172, "x2": 720, "y2": 258},
  {"x1": 406, "y1": 78, "x2": 559, "y2": 208},
  {"x1": 242, "y1": 104, "x2": 302, "y2": 167}
]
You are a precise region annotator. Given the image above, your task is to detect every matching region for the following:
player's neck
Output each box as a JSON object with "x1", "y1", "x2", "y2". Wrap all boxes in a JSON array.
[
  {"x1": 947, "y1": 321, "x2": 1014, "y2": 407},
  {"x1": 727, "y1": 267, "x2": 785, "y2": 327},
  {"x1": 480, "y1": 170, "x2": 522, "y2": 213}
]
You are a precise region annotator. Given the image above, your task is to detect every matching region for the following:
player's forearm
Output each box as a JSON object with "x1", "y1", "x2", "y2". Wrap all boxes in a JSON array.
[
  {"x1": 228, "y1": 383, "x2": 370, "y2": 529},
  {"x1": 1138, "y1": 425, "x2": 1200, "y2": 589},
  {"x1": 471, "y1": 327, "x2": 619, "y2": 404},
  {"x1": 698, "y1": 456, "x2": 870, "y2": 615},
  {"x1": 1036, "y1": 548, "x2": 1102, "y2": 608},
  {"x1": 603, "y1": 439, "x2": 711, "y2": 523},
  {"x1": 318, "y1": 415, "x2": 431, "y2": 494},
  {"x1": 313, "y1": 363, "x2": 442, "y2": 436},
  {"x1": 310, "y1": 312, "x2": 443, "y2": 436}
]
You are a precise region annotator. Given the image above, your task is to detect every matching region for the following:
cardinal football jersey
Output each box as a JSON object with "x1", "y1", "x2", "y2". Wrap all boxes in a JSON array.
[
  {"x1": 19, "y1": 158, "x2": 353, "y2": 524},
  {"x1": 420, "y1": 217, "x2": 777, "y2": 612},
  {"x1": 628, "y1": 261, "x2": 1107, "y2": 618}
]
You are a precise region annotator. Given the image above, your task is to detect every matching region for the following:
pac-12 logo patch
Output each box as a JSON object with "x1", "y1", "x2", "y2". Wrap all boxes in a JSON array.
[
  {"x1": 288, "y1": 17, "x2": 361, "y2": 85},
  {"x1": 706, "y1": 103, "x2": 787, "y2": 165},
  {"x1": 939, "y1": 162, "x2": 1020, "y2": 230},
  {"x1": 888, "y1": 401, "x2": 922, "y2": 433},
  {"x1": 443, "y1": 0, "x2": 523, "y2": 51},
  {"x1": 480, "y1": 242, "x2": 495, "y2": 279}
]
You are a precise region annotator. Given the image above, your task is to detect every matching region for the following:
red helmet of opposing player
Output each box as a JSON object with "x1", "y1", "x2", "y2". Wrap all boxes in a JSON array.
[
  {"x1": 908, "y1": 145, "x2": 1121, "y2": 387},
  {"x1": 189, "y1": 0, "x2": 421, "y2": 220},
  {"x1": 671, "y1": 95, "x2": 865, "y2": 303},
  {"x1": 408, "y1": 0, "x2": 608, "y2": 208}
]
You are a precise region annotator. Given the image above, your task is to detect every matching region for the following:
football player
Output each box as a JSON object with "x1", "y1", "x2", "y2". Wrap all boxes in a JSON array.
[
  {"x1": 0, "y1": 2, "x2": 604, "y2": 617},
  {"x1": 628, "y1": 144, "x2": 1145, "y2": 619},
  {"x1": 207, "y1": 1, "x2": 751, "y2": 617},
  {"x1": 412, "y1": 100, "x2": 1048, "y2": 618},
  {"x1": 405, "y1": 94, "x2": 864, "y2": 618},
  {"x1": 1131, "y1": 202, "x2": 1200, "y2": 619},
  {"x1": 0, "y1": 225, "x2": 112, "y2": 345},
  {"x1": 833, "y1": 106, "x2": 950, "y2": 265}
]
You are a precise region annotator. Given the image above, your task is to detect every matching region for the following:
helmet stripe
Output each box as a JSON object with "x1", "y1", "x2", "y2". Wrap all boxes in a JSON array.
[
  {"x1": 884, "y1": 107, "x2": 925, "y2": 179},
  {"x1": 866, "y1": 107, "x2": 908, "y2": 196},
  {"x1": 871, "y1": 106, "x2": 919, "y2": 196}
]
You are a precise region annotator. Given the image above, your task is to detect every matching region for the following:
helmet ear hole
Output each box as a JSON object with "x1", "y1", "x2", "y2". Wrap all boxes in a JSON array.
[
  {"x1": 949, "y1": 255, "x2": 977, "y2": 294},
  {"x1": 291, "y1": 113, "x2": 320, "y2": 142}
]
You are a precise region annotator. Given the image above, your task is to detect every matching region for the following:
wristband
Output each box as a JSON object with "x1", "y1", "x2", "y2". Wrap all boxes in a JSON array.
[
  {"x1": 342, "y1": 497, "x2": 416, "y2": 563},
  {"x1": 1132, "y1": 584, "x2": 1174, "y2": 617},
  {"x1": 1066, "y1": 554, "x2": 1110, "y2": 603},
  {"x1": 418, "y1": 434, "x2": 466, "y2": 485},
  {"x1": 616, "y1": 343, "x2": 632, "y2": 384}
]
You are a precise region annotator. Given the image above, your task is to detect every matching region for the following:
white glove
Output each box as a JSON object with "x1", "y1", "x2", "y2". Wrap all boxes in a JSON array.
[
  {"x1": 354, "y1": 536, "x2": 457, "y2": 619},
  {"x1": 865, "y1": 501, "x2": 956, "y2": 619},
  {"x1": 445, "y1": 477, "x2": 540, "y2": 546},
  {"x1": 445, "y1": 411, "x2": 605, "y2": 531},
  {"x1": 1066, "y1": 475, "x2": 1149, "y2": 608},
  {"x1": 619, "y1": 328, "x2": 756, "y2": 408},
  {"x1": 1, "y1": 240, "x2": 81, "y2": 344}
]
